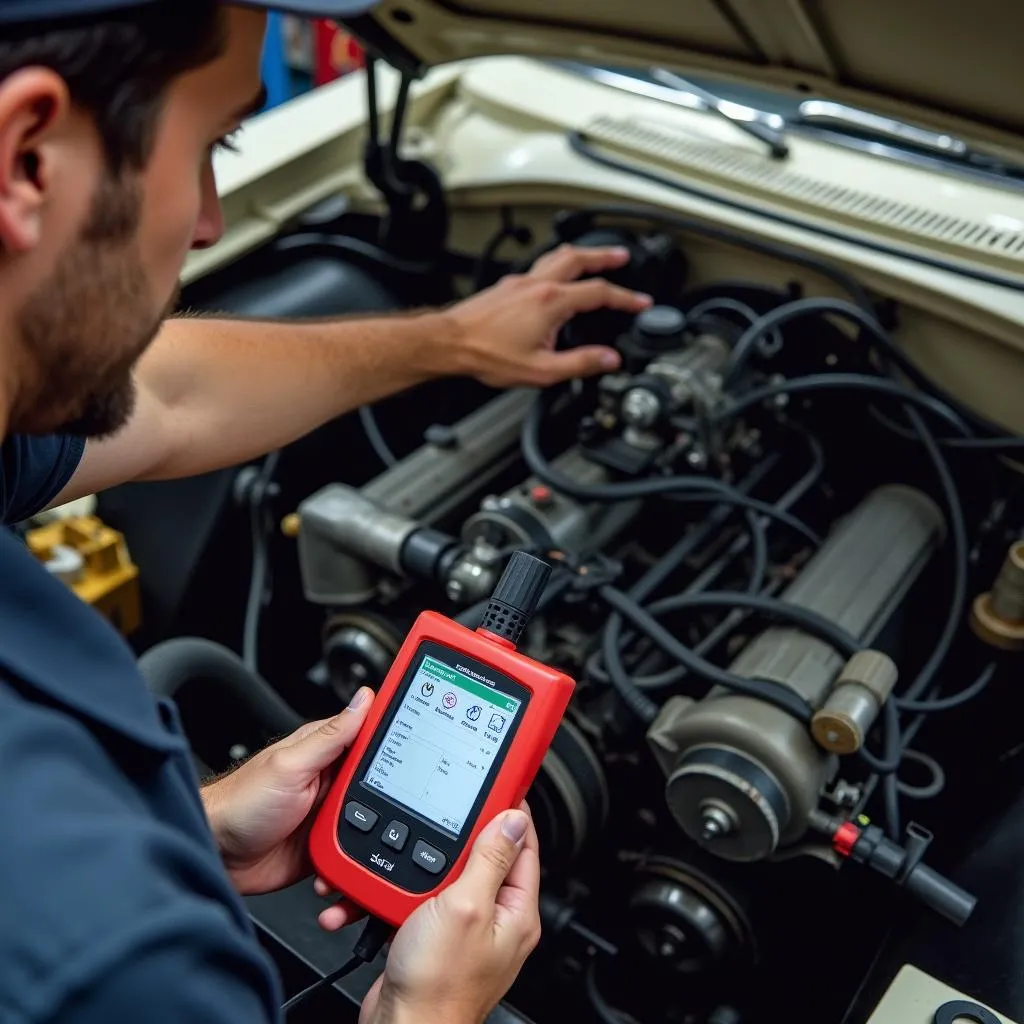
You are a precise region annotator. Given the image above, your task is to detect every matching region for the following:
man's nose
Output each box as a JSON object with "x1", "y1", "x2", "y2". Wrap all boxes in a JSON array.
[{"x1": 192, "y1": 160, "x2": 224, "y2": 251}]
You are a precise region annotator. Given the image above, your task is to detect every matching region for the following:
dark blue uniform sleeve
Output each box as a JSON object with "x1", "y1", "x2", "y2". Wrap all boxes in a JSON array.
[
  {"x1": 0, "y1": 692, "x2": 281, "y2": 1024},
  {"x1": 1, "y1": 434, "x2": 86, "y2": 524},
  {"x1": 40, "y1": 909, "x2": 276, "y2": 1024}
]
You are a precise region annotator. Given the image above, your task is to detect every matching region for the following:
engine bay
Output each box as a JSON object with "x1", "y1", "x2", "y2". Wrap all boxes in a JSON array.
[{"x1": 128, "y1": 193, "x2": 1024, "y2": 1024}]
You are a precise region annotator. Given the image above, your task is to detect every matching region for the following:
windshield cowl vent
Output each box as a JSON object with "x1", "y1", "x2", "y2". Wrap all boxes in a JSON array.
[{"x1": 583, "y1": 115, "x2": 1024, "y2": 271}]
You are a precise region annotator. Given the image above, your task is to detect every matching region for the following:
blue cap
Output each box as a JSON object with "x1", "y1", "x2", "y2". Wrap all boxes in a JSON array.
[{"x1": 0, "y1": 0, "x2": 381, "y2": 23}]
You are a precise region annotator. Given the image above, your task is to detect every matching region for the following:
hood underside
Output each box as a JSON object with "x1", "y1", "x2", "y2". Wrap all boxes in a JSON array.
[{"x1": 344, "y1": 0, "x2": 1024, "y2": 159}]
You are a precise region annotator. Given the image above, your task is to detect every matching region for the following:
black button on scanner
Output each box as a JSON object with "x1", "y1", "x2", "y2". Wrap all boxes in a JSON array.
[
  {"x1": 412, "y1": 839, "x2": 447, "y2": 875},
  {"x1": 381, "y1": 820, "x2": 409, "y2": 851},
  {"x1": 344, "y1": 801, "x2": 378, "y2": 833}
]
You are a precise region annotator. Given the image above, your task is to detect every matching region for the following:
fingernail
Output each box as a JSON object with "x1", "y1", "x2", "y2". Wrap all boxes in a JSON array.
[
  {"x1": 501, "y1": 810, "x2": 528, "y2": 844},
  {"x1": 347, "y1": 688, "x2": 369, "y2": 710},
  {"x1": 611, "y1": 246, "x2": 630, "y2": 258},
  {"x1": 636, "y1": 292, "x2": 654, "y2": 305},
  {"x1": 600, "y1": 350, "x2": 621, "y2": 369}
]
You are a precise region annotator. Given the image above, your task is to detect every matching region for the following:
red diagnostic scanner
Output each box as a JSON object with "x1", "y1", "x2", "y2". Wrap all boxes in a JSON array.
[{"x1": 309, "y1": 551, "x2": 575, "y2": 926}]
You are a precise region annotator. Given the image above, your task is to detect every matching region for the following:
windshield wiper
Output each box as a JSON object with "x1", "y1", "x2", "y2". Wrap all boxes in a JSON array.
[
  {"x1": 796, "y1": 99, "x2": 1024, "y2": 178},
  {"x1": 796, "y1": 101, "x2": 968, "y2": 157},
  {"x1": 651, "y1": 67, "x2": 789, "y2": 160}
]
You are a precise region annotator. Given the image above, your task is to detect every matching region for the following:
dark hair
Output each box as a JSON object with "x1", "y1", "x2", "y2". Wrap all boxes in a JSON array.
[{"x1": 0, "y1": 2, "x2": 226, "y2": 173}]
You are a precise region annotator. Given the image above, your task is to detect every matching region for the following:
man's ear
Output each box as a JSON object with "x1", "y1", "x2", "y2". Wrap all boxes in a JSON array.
[{"x1": 0, "y1": 68, "x2": 69, "y2": 254}]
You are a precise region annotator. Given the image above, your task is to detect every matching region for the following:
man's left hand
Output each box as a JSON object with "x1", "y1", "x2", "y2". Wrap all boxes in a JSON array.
[{"x1": 201, "y1": 687, "x2": 375, "y2": 896}]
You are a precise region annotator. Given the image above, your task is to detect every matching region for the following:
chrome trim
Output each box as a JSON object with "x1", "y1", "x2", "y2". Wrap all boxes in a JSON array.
[
  {"x1": 552, "y1": 61, "x2": 1024, "y2": 193},
  {"x1": 651, "y1": 68, "x2": 788, "y2": 158},
  {"x1": 796, "y1": 100, "x2": 969, "y2": 157},
  {"x1": 651, "y1": 68, "x2": 785, "y2": 132}
]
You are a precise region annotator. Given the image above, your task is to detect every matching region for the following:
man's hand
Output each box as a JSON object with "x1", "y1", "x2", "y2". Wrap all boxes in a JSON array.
[
  {"x1": 352, "y1": 805, "x2": 541, "y2": 1024},
  {"x1": 447, "y1": 244, "x2": 652, "y2": 388},
  {"x1": 201, "y1": 687, "x2": 374, "y2": 896}
]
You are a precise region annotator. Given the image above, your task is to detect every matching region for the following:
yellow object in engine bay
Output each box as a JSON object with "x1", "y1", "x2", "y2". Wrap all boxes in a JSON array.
[{"x1": 25, "y1": 515, "x2": 141, "y2": 637}]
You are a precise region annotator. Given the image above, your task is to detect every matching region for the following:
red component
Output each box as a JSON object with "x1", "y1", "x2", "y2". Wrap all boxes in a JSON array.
[
  {"x1": 313, "y1": 20, "x2": 365, "y2": 86},
  {"x1": 309, "y1": 610, "x2": 575, "y2": 927},
  {"x1": 833, "y1": 821, "x2": 861, "y2": 858},
  {"x1": 477, "y1": 628, "x2": 516, "y2": 651},
  {"x1": 529, "y1": 484, "x2": 553, "y2": 507}
]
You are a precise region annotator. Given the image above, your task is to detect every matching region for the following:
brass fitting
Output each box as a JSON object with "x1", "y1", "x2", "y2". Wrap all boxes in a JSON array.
[
  {"x1": 812, "y1": 650, "x2": 899, "y2": 754},
  {"x1": 281, "y1": 513, "x2": 301, "y2": 538},
  {"x1": 971, "y1": 540, "x2": 1024, "y2": 650}
]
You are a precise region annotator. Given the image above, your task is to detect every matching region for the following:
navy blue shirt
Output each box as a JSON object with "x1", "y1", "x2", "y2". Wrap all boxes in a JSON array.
[{"x1": 0, "y1": 435, "x2": 282, "y2": 1023}]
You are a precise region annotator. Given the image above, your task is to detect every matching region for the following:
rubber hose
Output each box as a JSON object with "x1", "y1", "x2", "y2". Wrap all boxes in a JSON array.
[{"x1": 138, "y1": 637, "x2": 304, "y2": 737}]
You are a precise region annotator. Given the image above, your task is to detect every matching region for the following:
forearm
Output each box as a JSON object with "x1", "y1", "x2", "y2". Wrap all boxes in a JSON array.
[{"x1": 136, "y1": 309, "x2": 461, "y2": 480}]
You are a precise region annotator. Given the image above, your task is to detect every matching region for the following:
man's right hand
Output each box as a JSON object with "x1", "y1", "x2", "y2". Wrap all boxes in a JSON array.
[{"x1": 340, "y1": 804, "x2": 541, "y2": 1024}]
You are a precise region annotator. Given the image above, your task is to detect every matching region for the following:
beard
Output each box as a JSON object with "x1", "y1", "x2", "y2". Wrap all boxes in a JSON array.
[{"x1": 11, "y1": 171, "x2": 180, "y2": 439}]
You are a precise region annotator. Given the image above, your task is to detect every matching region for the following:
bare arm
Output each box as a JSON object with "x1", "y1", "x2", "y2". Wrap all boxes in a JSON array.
[{"x1": 52, "y1": 246, "x2": 650, "y2": 503}]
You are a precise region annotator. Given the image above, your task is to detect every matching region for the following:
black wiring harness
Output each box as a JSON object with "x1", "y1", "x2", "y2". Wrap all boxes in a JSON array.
[{"x1": 520, "y1": 273, "x2": 1015, "y2": 842}]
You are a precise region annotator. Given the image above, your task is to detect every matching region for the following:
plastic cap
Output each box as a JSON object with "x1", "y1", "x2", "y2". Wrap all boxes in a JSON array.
[
  {"x1": 492, "y1": 551, "x2": 552, "y2": 614},
  {"x1": 479, "y1": 551, "x2": 552, "y2": 645},
  {"x1": 635, "y1": 305, "x2": 686, "y2": 340}
]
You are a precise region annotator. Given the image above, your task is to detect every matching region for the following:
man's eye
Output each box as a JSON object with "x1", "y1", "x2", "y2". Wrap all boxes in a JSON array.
[{"x1": 212, "y1": 130, "x2": 242, "y2": 154}]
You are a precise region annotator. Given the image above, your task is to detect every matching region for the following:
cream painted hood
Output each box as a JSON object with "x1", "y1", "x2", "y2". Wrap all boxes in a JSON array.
[{"x1": 342, "y1": 0, "x2": 1024, "y2": 160}]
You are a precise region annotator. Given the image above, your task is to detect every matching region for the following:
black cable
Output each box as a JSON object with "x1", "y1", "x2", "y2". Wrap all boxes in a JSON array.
[
  {"x1": 894, "y1": 407, "x2": 969, "y2": 705},
  {"x1": 896, "y1": 748, "x2": 946, "y2": 801},
  {"x1": 720, "y1": 296, "x2": 1014, "y2": 441},
  {"x1": 746, "y1": 513, "x2": 769, "y2": 593},
  {"x1": 642, "y1": 590, "x2": 861, "y2": 658},
  {"x1": 897, "y1": 661, "x2": 997, "y2": 713},
  {"x1": 243, "y1": 450, "x2": 280, "y2": 675},
  {"x1": 687, "y1": 296, "x2": 785, "y2": 355},
  {"x1": 282, "y1": 916, "x2": 392, "y2": 1015},
  {"x1": 636, "y1": 577, "x2": 788, "y2": 691},
  {"x1": 598, "y1": 585, "x2": 814, "y2": 723},
  {"x1": 858, "y1": 700, "x2": 903, "y2": 776},
  {"x1": 722, "y1": 374, "x2": 971, "y2": 440},
  {"x1": 720, "y1": 301, "x2": 991, "y2": 430},
  {"x1": 522, "y1": 393, "x2": 821, "y2": 545},
  {"x1": 282, "y1": 955, "x2": 362, "y2": 1015},
  {"x1": 594, "y1": 459, "x2": 783, "y2": 722},
  {"x1": 849, "y1": 403, "x2": 965, "y2": 784},
  {"x1": 359, "y1": 405, "x2": 398, "y2": 467},
  {"x1": 585, "y1": 959, "x2": 635, "y2": 1024},
  {"x1": 593, "y1": 437, "x2": 823, "y2": 705}
]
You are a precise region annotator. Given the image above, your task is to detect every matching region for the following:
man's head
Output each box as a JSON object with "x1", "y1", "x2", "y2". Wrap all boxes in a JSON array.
[{"x1": 0, "y1": 2, "x2": 269, "y2": 437}]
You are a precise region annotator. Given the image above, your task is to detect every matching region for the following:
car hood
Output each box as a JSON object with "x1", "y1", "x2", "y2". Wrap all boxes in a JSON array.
[{"x1": 344, "y1": 0, "x2": 1024, "y2": 159}]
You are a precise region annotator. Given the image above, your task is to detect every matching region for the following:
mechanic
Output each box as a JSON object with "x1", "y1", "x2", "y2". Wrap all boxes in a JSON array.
[{"x1": 0, "y1": 2, "x2": 654, "y2": 1023}]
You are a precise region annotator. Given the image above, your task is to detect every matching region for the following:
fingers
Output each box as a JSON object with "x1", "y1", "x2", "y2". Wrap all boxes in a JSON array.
[
  {"x1": 318, "y1": 897, "x2": 366, "y2": 932},
  {"x1": 273, "y1": 687, "x2": 374, "y2": 776},
  {"x1": 498, "y1": 806, "x2": 540, "y2": 905},
  {"x1": 314, "y1": 877, "x2": 366, "y2": 932},
  {"x1": 450, "y1": 809, "x2": 530, "y2": 904},
  {"x1": 494, "y1": 805, "x2": 541, "y2": 945},
  {"x1": 530, "y1": 244, "x2": 632, "y2": 282},
  {"x1": 554, "y1": 278, "x2": 652, "y2": 319},
  {"x1": 529, "y1": 345, "x2": 622, "y2": 384},
  {"x1": 281, "y1": 716, "x2": 336, "y2": 747}
]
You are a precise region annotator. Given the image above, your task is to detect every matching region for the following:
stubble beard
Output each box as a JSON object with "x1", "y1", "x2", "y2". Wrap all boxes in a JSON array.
[{"x1": 11, "y1": 170, "x2": 178, "y2": 440}]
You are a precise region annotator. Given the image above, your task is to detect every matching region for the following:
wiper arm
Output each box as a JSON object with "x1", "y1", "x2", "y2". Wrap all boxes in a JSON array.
[
  {"x1": 651, "y1": 67, "x2": 789, "y2": 160},
  {"x1": 796, "y1": 101, "x2": 969, "y2": 157},
  {"x1": 796, "y1": 99, "x2": 1024, "y2": 178}
]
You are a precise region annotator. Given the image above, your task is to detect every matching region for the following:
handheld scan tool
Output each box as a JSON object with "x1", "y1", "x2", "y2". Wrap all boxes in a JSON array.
[{"x1": 309, "y1": 551, "x2": 575, "y2": 926}]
